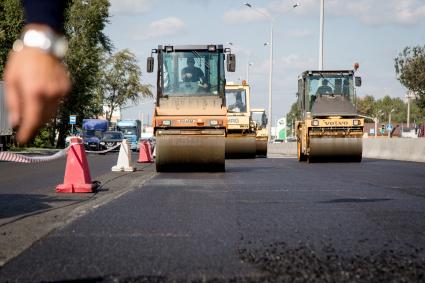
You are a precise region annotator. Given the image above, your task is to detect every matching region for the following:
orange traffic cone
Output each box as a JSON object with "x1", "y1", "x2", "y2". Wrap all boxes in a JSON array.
[
  {"x1": 137, "y1": 141, "x2": 153, "y2": 163},
  {"x1": 56, "y1": 137, "x2": 96, "y2": 193}
]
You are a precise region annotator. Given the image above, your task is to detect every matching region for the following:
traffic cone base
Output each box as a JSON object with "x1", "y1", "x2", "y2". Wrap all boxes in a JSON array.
[
  {"x1": 56, "y1": 137, "x2": 95, "y2": 193},
  {"x1": 56, "y1": 183, "x2": 95, "y2": 193}
]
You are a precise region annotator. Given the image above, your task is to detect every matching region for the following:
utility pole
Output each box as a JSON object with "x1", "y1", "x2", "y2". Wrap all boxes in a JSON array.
[{"x1": 319, "y1": 0, "x2": 324, "y2": 70}]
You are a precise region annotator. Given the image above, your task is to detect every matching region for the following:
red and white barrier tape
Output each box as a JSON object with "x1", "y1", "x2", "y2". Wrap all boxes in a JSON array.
[
  {"x1": 85, "y1": 143, "x2": 121, "y2": 154},
  {"x1": 0, "y1": 148, "x2": 69, "y2": 163},
  {"x1": 0, "y1": 142, "x2": 121, "y2": 163}
]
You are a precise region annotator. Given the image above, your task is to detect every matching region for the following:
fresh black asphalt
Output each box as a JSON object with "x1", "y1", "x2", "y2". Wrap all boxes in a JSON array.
[{"x1": 0, "y1": 158, "x2": 425, "y2": 282}]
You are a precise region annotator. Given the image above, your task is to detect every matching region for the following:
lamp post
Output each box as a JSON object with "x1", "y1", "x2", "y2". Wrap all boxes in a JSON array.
[
  {"x1": 244, "y1": 3, "x2": 274, "y2": 143},
  {"x1": 246, "y1": 61, "x2": 253, "y2": 83},
  {"x1": 388, "y1": 109, "x2": 394, "y2": 138},
  {"x1": 319, "y1": 0, "x2": 324, "y2": 70},
  {"x1": 244, "y1": 3, "x2": 299, "y2": 142}
]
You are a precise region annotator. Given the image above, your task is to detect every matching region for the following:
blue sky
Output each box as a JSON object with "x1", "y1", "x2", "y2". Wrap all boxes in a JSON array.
[{"x1": 105, "y1": 0, "x2": 425, "y2": 123}]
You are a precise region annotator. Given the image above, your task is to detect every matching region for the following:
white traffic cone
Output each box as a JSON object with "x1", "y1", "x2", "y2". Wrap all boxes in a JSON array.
[{"x1": 112, "y1": 139, "x2": 135, "y2": 172}]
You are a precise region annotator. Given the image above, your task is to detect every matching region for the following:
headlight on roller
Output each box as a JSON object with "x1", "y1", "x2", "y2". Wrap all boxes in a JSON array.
[
  {"x1": 311, "y1": 120, "x2": 319, "y2": 126},
  {"x1": 162, "y1": 120, "x2": 171, "y2": 126},
  {"x1": 353, "y1": 119, "x2": 361, "y2": 126},
  {"x1": 210, "y1": 120, "x2": 218, "y2": 126}
]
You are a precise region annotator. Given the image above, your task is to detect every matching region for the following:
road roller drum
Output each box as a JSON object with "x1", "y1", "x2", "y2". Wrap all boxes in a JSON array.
[
  {"x1": 308, "y1": 137, "x2": 362, "y2": 162},
  {"x1": 255, "y1": 139, "x2": 267, "y2": 156},
  {"x1": 225, "y1": 135, "x2": 256, "y2": 159},
  {"x1": 156, "y1": 134, "x2": 225, "y2": 172}
]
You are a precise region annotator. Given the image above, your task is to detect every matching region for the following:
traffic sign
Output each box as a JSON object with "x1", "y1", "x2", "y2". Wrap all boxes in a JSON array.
[
  {"x1": 369, "y1": 128, "x2": 375, "y2": 135},
  {"x1": 386, "y1": 124, "x2": 393, "y2": 131},
  {"x1": 69, "y1": 115, "x2": 77, "y2": 125}
]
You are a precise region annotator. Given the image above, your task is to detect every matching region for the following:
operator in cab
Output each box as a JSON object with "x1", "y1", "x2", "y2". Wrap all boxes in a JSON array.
[
  {"x1": 228, "y1": 92, "x2": 246, "y2": 113},
  {"x1": 181, "y1": 57, "x2": 208, "y2": 90},
  {"x1": 316, "y1": 79, "x2": 333, "y2": 95}
]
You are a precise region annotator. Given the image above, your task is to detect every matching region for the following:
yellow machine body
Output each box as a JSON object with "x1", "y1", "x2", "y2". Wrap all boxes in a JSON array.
[
  {"x1": 250, "y1": 108, "x2": 268, "y2": 156},
  {"x1": 225, "y1": 83, "x2": 256, "y2": 158},
  {"x1": 296, "y1": 70, "x2": 364, "y2": 162}
]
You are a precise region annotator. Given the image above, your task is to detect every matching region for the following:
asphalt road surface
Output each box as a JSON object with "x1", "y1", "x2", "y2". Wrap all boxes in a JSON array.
[{"x1": 1, "y1": 157, "x2": 425, "y2": 282}]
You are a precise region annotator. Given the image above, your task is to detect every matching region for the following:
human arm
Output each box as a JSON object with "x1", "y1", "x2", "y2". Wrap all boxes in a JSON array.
[{"x1": 3, "y1": 1, "x2": 70, "y2": 144}]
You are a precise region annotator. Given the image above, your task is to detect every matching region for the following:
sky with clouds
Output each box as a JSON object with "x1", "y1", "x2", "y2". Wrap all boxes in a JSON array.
[{"x1": 105, "y1": 0, "x2": 425, "y2": 123}]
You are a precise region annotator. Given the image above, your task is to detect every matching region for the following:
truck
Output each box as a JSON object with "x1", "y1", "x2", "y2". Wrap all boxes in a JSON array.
[
  {"x1": 250, "y1": 108, "x2": 268, "y2": 156},
  {"x1": 82, "y1": 119, "x2": 108, "y2": 151},
  {"x1": 147, "y1": 44, "x2": 236, "y2": 172},
  {"x1": 225, "y1": 81, "x2": 256, "y2": 158},
  {"x1": 0, "y1": 81, "x2": 13, "y2": 151},
  {"x1": 117, "y1": 119, "x2": 141, "y2": 151},
  {"x1": 296, "y1": 69, "x2": 363, "y2": 162}
]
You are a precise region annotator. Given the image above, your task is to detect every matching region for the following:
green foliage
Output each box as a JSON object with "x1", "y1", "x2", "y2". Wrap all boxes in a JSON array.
[
  {"x1": 356, "y1": 95, "x2": 424, "y2": 125},
  {"x1": 98, "y1": 49, "x2": 152, "y2": 121},
  {"x1": 0, "y1": 0, "x2": 24, "y2": 77},
  {"x1": 32, "y1": 126, "x2": 54, "y2": 148},
  {"x1": 286, "y1": 101, "x2": 301, "y2": 122},
  {"x1": 56, "y1": 0, "x2": 112, "y2": 147},
  {"x1": 395, "y1": 45, "x2": 425, "y2": 115}
]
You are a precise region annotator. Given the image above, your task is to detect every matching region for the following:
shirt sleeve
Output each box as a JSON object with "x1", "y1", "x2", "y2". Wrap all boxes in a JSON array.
[{"x1": 22, "y1": 0, "x2": 67, "y2": 33}]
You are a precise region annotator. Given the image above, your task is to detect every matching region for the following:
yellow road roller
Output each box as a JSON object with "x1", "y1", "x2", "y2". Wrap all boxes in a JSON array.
[
  {"x1": 250, "y1": 108, "x2": 268, "y2": 156},
  {"x1": 225, "y1": 82, "x2": 256, "y2": 158},
  {"x1": 296, "y1": 69, "x2": 364, "y2": 162},
  {"x1": 147, "y1": 45, "x2": 236, "y2": 172}
]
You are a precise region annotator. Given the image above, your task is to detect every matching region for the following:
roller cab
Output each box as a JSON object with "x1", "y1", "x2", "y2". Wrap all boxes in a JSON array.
[
  {"x1": 250, "y1": 108, "x2": 268, "y2": 156},
  {"x1": 147, "y1": 45, "x2": 235, "y2": 172},
  {"x1": 296, "y1": 69, "x2": 364, "y2": 162},
  {"x1": 225, "y1": 82, "x2": 256, "y2": 158}
]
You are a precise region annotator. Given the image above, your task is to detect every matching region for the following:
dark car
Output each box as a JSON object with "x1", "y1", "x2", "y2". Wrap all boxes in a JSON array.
[{"x1": 100, "y1": 131, "x2": 124, "y2": 151}]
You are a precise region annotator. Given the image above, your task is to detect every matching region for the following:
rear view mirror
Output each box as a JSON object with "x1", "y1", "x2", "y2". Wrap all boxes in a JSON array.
[
  {"x1": 227, "y1": 54, "x2": 236, "y2": 72},
  {"x1": 147, "y1": 57, "x2": 154, "y2": 73},
  {"x1": 355, "y1": 76, "x2": 362, "y2": 87}
]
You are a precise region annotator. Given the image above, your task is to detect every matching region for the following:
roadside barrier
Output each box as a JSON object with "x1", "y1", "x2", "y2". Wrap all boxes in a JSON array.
[
  {"x1": 0, "y1": 140, "x2": 121, "y2": 163},
  {"x1": 137, "y1": 141, "x2": 154, "y2": 163},
  {"x1": 57, "y1": 137, "x2": 98, "y2": 193},
  {"x1": 112, "y1": 139, "x2": 135, "y2": 172},
  {"x1": 0, "y1": 148, "x2": 68, "y2": 163}
]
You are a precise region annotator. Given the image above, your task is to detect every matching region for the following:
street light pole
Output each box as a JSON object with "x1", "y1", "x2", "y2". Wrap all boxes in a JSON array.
[
  {"x1": 388, "y1": 109, "x2": 394, "y2": 138},
  {"x1": 319, "y1": 0, "x2": 324, "y2": 70},
  {"x1": 268, "y1": 21, "x2": 274, "y2": 143},
  {"x1": 244, "y1": 3, "x2": 274, "y2": 143},
  {"x1": 244, "y1": 3, "x2": 299, "y2": 142}
]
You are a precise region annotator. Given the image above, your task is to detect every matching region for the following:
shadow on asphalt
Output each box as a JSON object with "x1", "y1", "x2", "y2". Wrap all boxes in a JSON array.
[
  {"x1": 0, "y1": 194, "x2": 84, "y2": 219},
  {"x1": 319, "y1": 198, "x2": 393, "y2": 204}
]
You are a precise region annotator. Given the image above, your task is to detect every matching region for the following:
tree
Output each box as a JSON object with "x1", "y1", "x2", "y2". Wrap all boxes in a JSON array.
[
  {"x1": 55, "y1": 0, "x2": 112, "y2": 147},
  {"x1": 356, "y1": 95, "x2": 376, "y2": 118},
  {"x1": 395, "y1": 45, "x2": 425, "y2": 115},
  {"x1": 98, "y1": 49, "x2": 152, "y2": 122},
  {"x1": 0, "y1": 0, "x2": 23, "y2": 78}
]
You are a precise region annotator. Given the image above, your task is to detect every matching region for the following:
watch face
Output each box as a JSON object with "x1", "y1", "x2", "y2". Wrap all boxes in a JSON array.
[
  {"x1": 21, "y1": 29, "x2": 68, "y2": 59},
  {"x1": 23, "y1": 30, "x2": 52, "y2": 50}
]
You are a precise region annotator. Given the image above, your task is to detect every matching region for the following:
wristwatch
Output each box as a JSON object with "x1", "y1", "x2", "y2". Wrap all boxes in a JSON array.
[{"x1": 12, "y1": 29, "x2": 68, "y2": 59}]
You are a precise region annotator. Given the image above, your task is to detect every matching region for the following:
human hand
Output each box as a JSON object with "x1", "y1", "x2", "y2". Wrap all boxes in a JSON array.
[{"x1": 4, "y1": 45, "x2": 70, "y2": 144}]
